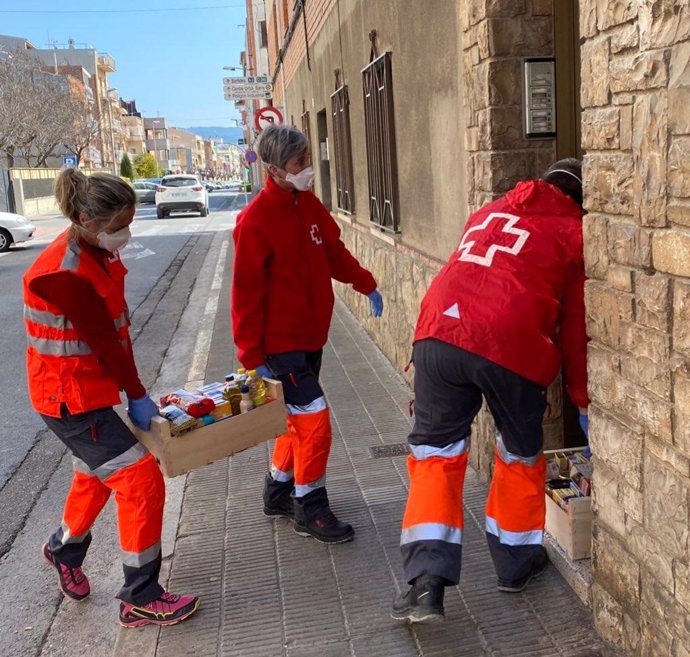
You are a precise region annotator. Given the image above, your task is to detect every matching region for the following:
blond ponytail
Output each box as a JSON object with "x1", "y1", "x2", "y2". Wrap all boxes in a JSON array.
[{"x1": 54, "y1": 170, "x2": 136, "y2": 225}]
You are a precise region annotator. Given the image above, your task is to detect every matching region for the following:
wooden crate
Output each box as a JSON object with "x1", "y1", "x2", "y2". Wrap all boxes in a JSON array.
[
  {"x1": 129, "y1": 379, "x2": 287, "y2": 477},
  {"x1": 545, "y1": 492, "x2": 592, "y2": 560}
]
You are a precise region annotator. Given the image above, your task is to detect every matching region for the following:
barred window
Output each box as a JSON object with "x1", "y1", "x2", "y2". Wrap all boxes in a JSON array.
[
  {"x1": 330, "y1": 86, "x2": 355, "y2": 214},
  {"x1": 362, "y1": 52, "x2": 399, "y2": 232}
]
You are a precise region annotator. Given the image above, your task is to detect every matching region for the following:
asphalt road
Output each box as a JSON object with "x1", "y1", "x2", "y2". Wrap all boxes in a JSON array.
[{"x1": 0, "y1": 190, "x2": 245, "y2": 657}]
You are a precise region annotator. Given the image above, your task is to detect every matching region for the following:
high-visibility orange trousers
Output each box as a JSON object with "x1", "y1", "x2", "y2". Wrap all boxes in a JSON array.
[
  {"x1": 270, "y1": 409, "x2": 332, "y2": 496},
  {"x1": 51, "y1": 453, "x2": 166, "y2": 604}
]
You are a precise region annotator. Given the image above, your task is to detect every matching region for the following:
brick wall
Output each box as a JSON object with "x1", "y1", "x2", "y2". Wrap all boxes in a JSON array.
[{"x1": 580, "y1": 1, "x2": 690, "y2": 654}]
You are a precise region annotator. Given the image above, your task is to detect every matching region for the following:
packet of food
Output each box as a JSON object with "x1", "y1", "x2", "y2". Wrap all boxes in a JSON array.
[
  {"x1": 160, "y1": 389, "x2": 215, "y2": 418},
  {"x1": 159, "y1": 405, "x2": 198, "y2": 435}
]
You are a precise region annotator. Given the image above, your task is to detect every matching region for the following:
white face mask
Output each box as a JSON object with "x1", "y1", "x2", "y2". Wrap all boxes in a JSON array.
[
  {"x1": 97, "y1": 226, "x2": 131, "y2": 252},
  {"x1": 285, "y1": 166, "x2": 314, "y2": 191}
]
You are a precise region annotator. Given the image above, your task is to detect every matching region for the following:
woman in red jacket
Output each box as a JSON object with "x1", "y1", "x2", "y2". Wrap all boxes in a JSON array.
[
  {"x1": 232, "y1": 125, "x2": 383, "y2": 544},
  {"x1": 24, "y1": 169, "x2": 198, "y2": 627}
]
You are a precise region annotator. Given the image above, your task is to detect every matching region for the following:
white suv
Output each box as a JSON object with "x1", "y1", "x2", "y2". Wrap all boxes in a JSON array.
[{"x1": 155, "y1": 175, "x2": 210, "y2": 218}]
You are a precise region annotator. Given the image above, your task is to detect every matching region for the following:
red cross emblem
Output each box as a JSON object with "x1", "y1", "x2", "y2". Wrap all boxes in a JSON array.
[
  {"x1": 310, "y1": 224, "x2": 323, "y2": 245},
  {"x1": 457, "y1": 212, "x2": 530, "y2": 267}
]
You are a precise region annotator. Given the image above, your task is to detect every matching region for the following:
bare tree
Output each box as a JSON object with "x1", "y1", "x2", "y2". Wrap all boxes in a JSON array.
[
  {"x1": 0, "y1": 50, "x2": 78, "y2": 167},
  {"x1": 63, "y1": 96, "x2": 100, "y2": 166}
]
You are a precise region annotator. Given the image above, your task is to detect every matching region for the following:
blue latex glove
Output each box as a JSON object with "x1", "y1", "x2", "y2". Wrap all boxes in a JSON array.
[
  {"x1": 578, "y1": 412, "x2": 589, "y2": 437},
  {"x1": 368, "y1": 290, "x2": 384, "y2": 318},
  {"x1": 255, "y1": 364, "x2": 273, "y2": 379},
  {"x1": 128, "y1": 395, "x2": 159, "y2": 431}
]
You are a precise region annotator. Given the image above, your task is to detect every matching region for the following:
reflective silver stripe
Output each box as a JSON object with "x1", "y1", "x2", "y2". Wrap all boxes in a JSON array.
[
  {"x1": 27, "y1": 335, "x2": 93, "y2": 356},
  {"x1": 400, "y1": 523, "x2": 462, "y2": 546},
  {"x1": 91, "y1": 443, "x2": 150, "y2": 480},
  {"x1": 23, "y1": 305, "x2": 74, "y2": 330},
  {"x1": 485, "y1": 516, "x2": 543, "y2": 546},
  {"x1": 495, "y1": 433, "x2": 542, "y2": 467},
  {"x1": 72, "y1": 456, "x2": 93, "y2": 474},
  {"x1": 57, "y1": 522, "x2": 89, "y2": 545},
  {"x1": 61, "y1": 238, "x2": 82, "y2": 271},
  {"x1": 286, "y1": 395, "x2": 328, "y2": 415},
  {"x1": 271, "y1": 466, "x2": 294, "y2": 482},
  {"x1": 409, "y1": 437, "x2": 470, "y2": 461},
  {"x1": 294, "y1": 475, "x2": 326, "y2": 497},
  {"x1": 122, "y1": 540, "x2": 161, "y2": 568},
  {"x1": 114, "y1": 312, "x2": 128, "y2": 329}
]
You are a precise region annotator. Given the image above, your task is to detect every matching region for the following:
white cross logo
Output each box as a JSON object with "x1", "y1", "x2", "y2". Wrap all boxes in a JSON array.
[
  {"x1": 457, "y1": 212, "x2": 530, "y2": 267},
  {"x1": 310, "y1": 224, "x2": 323, "y2": 245}
]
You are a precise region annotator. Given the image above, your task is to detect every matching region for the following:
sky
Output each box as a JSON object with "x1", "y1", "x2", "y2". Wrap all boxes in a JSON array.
[{"x1": 0, "y1": 1, "x2": 248, "y2": 128}]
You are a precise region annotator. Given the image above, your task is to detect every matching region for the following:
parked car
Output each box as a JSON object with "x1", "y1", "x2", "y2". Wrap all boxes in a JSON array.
[
  {"x1": 0, "y1": 211, "x2": 36, "y2": 252},
  {"x1": 155, "y1": 174, "x2": 210, "y2": 218},
  {"x1": 132, "y1": 180, "x2": 157, "y2": 204}
]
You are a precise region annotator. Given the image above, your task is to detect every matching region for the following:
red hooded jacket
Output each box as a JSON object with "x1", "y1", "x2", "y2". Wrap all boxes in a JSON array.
[
  {"x1": 232, "y1": 176, "x2": 377, "y2": 368},
  {"x1": 414, "y1": 180, "x2": 589, "y2": 408}
]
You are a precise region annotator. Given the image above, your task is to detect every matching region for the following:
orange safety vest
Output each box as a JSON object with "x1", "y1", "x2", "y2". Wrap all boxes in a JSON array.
[{"x1": 23, "y1": 229, "x2": 131, "y2": 417}]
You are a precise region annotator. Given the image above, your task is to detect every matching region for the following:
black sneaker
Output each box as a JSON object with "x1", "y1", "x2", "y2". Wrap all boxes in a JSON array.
[
  {"x1": 497, "y1": 547, "x2": 549, "y2": 593},
  {"x1": 391, "y1": 575, "x2": 445, "y2": 623},
  {"x1": 262, "y1": 473, "x2": 295, "y2": 519},
  {"x1": 292, "y1": 488, "x2": 354, "y2": 544},
  {"x1": 293, "y1": 509, "x2": 354, "y2": 544}
]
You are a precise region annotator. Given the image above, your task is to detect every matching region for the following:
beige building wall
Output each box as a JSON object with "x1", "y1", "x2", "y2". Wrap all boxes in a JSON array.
[{"x1": 579, "y1": 2, "x2": 690, "y2": 655}]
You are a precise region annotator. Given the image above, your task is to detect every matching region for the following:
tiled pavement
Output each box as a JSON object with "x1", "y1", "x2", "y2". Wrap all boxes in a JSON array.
[{"x1": 124, "y1": 300, "x2": 625, "y2": 657}]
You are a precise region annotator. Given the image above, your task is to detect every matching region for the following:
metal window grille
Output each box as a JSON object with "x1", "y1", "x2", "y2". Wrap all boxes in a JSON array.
[
  {"x1": 330, "y1": 86, "x2": 355, "y2": 213},
  {"x1": 362, "y1": 52, "x2": 399, "y2": 232},
  {"x1": 301, "y1": 107, "x2": 312, "y2": 162}
]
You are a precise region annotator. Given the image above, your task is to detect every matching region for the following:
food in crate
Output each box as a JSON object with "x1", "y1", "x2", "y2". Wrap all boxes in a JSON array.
[{"x1": 545, "y1": 449, "x2": 592, "y2": 509}]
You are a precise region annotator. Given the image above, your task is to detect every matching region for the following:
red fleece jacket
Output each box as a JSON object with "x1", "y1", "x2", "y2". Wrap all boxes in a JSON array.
[{"x1": 232, "y1": 176, "x2": 377, "y2": 368}]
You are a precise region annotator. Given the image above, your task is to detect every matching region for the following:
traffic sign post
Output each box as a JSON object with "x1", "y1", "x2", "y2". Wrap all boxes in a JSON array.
[
  {"x1": 223, "y1": 76, "x2": 273, "y2": 101},
  {"x1": 62, "y1": 156, "x2": 77, "y2": 168},
  {"x1": 254, "y1": 106, "x2": 284, "y2": 132}
]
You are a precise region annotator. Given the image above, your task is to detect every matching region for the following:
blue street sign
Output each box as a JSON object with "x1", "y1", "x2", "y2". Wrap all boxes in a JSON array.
[{"x1": 63, "y1": 156, "x2": 77, "y2": 168}]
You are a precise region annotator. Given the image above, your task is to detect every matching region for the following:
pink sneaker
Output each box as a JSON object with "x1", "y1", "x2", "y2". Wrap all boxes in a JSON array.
[
  {"x1": 42, "y1": 543, "x2": 90, "y2": 601},
  {"x1": 119, "y1": 592, "x2": 200, "y2": 627}
]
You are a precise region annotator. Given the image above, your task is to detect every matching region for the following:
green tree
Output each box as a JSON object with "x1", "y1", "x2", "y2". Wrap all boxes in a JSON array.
[
  {"x1": 120, "y1": 153, "x2": 134, "y2": 179},
  {"x1": 134, "y1": 152, "x2": 159, "y2": 178}
]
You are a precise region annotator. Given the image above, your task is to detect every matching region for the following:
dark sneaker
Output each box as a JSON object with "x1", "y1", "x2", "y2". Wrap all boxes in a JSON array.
[
  {"x1": 293, "y1": 509, "x2": 355, "y2": 544},
  {"x1": 497, "y1": 547, "x2": 549, "y2": 593},
  {"x1": 42, "y1": 543, "x2": 90, "y2": 601},
  {"x1": 262, "y1": 473, "x2": 295, "y2": 519},
  {"x1": 119, "y1": 592, "x2": 200, "y2": 627},
  {"x1": 292, "y1": 488, "x2": 354, "y2": 544},
  {"x1": 391, "y1": 575, "x2": 445, "y2": 623}
]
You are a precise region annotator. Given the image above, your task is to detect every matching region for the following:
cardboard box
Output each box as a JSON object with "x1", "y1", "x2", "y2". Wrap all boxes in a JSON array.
[
  {"x1": 130, "y1": 379, "x2": 287, "y2": 477},
  {"x1": 544, "y1": 447, "x2": 592, "y2": 560},
  {"x1": 544, "y1": 493, "x2": 592, "y2": 560}
]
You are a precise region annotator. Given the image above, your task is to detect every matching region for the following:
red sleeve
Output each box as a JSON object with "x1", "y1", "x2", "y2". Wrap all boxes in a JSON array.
[
  {"x1": 231, "y1": 218, "x2": 269, "y2": 369},
  {"x1": 30, "y1": 272, "x2": 146, "y2": 399},
  {"x1": 560, "y1": 262, "x2": 589, "y2": 409},
  {"x1": 319, "y1": 205, "x2": 377, "y2": 295}
]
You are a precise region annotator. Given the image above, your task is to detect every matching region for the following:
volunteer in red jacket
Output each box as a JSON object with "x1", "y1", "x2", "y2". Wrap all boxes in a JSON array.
[
  {"x1": 391, "y1": 159, "x2": 588, "y2": 623},
  {"x1": 24, "y1": 169, "x2": 199, "y2": 627},
  {"x1": 232, "y1": 125, "x2": 383, "y2": 544}
]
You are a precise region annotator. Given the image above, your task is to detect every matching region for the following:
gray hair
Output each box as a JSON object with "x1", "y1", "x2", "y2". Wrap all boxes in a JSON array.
[
  {"x1": 257, "y1": 125, "x2": 309, "y2": 169},
  {"x1": 54, "y1": 169, "x2": 136, "y2": 224}
]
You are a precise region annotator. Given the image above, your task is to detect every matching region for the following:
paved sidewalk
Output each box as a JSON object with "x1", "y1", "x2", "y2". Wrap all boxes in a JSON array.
[{"x1": 116, "y1": 300, "x2": 623, "y2": 657}]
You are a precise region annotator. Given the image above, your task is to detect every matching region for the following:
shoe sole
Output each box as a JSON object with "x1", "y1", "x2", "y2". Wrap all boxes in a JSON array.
[
  {"x1": 42, "y1": 543, "x2": 90, "y2": 602},
  {"x1": 119, "y1": 599, "x2": 201, "y2": 628},
  {"x1": 293, "y1": 526, "x2": 355, "y2": 544},
  {"x1": 390, "y1": 609, "x2": 445, "y2": 624},
  {"x1": 262, "y1": 507, "x2": 294, "y2": 520},
  {"x1": 497, "y1": 561, "x2": 549, "y2": 593}
]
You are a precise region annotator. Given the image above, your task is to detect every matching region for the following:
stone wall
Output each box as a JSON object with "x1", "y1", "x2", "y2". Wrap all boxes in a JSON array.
[{"x1": 580, "y1": 1, "x2": 690, "y2": 654}]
